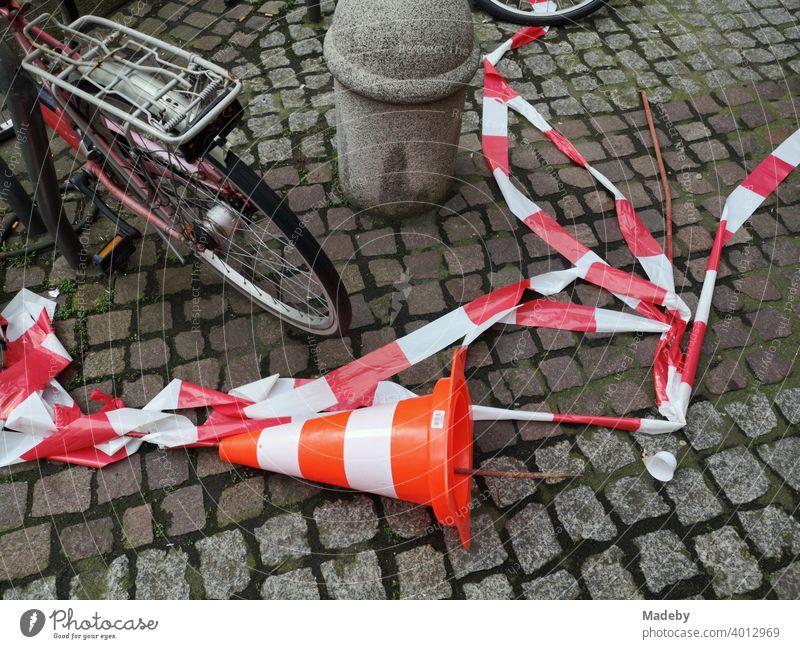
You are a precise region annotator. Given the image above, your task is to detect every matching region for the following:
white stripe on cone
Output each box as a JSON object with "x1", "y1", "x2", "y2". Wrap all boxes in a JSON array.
[{"x1": 343, "y1": 403, "x2": 398, "y2": 498}]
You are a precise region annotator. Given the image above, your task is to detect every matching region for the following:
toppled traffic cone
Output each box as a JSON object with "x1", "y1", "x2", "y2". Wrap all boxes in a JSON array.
[{"x1": 220, "y1": 349, "x2": 474, "y2": 547}]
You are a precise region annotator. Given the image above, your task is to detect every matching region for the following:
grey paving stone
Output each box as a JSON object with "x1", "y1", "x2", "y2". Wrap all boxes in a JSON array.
[
  {"x1": 774, "y1": 388, "x2": 800, "y2": 424},
  {"x1": 121, "y1": 374, "x2": 165, "y2": 408},
  {"x1": 217, "y1": 477, "x2": 265, "y2": 525},
  {"x1": 534, "y1": 440, "x2": 586, "y2": 483},
  {"x1": 725, "y1": 391, "x2": 778, "y2": 438},
  {"x1": 267, "y1": 474, "x2": 320, "y2": 506},
  {"x1": 254, "y1": 512, "x2": 310, "y2": 565},
  {"x1": 31, "y1": 467, "x2": 92, "y2": 516},
  {"x1": 606, "y1": 476, "x2": 670, "y2": 525},
  {"x1": 195, "y1": 448, "x2": 231, "y2": 478},
  {"x1": 261, "y1": 567, "x2": 320, "y2": 600},
  {"x1": 738, "y1": 506, "x2": 800, "y2": 560},
  {"x1": 96, "y1": 456, "x2": 142, "y2": 503},
  {"x1": 135, "y1": 549, "x2": 190, "y2": 599},
  {"x1": 684, "y1": 401, "x2": 728, "y2": 450},
  {"x1": 632, "y1": 432, "x2": 683, "y2": 457},
  {"x1": 3, "y1": 576, "x2": 58, "y2": 600},
  {"x1": 82, "y1": 346, "x2": 124, "y2": 378},
  {"x1": 122, "y1": 504, "x2": 153, "y2": 548},
  {"x1": 706, "y1": 446, "x2": 770, "y2": 504},
  {"x1": 523, "y1": 570, "x2": 582, "y2": 600},
  {"x1": 161, "y1": 485, "x2": 206, "y2": 536},
  {"x1": 554, "y1": 485, "x2": 617, "y2": 542},
  {"x1": 665, "y1": 468, "x2": 724, "y2": 525},
  {"x1": 320, "y1": 551, "x2": 385, "y2": 600},
  {"x1": 444, "y1": 514, "x2": 508, "y2": 579},
  {"x1": 463, "y1": 574, "x2": 513, "y2": 600},
  {"x1": 0, "y1": 482, "x2": 27, "y2": 532},
  {"x1": 480, "y1": 456, "x2": 537, "y2": 506},
  {"x1": 582, "y1": 546, "x2": 642, "y2": 600},
  {"x1": 396, "y1": 544, "x2": 451, "y2": 599},
  {"x1": 758, "y1": 437, "x2": 800, "y2": 489},
  {"x1": 196, "y1": 530, "x2": 251, "y2": 599},
  {"x1": 314, "y1": 496, "x2": 379, "y2": 549},
  {"x1": 0, "y1": 523, "x2": 51, "y2": 581},
  {"x1": 634, "y1": 530, "x2": 699, "y2": 594},
  {"x1": 145, "y1": 450, "x2": 189, "y2": 489},
  {"x1": 381, "y1": 498, "x2": 433, "y2": 539},
  {"x1": 575, "y1": 428, "x2": 637, "y2": 472},
  {"x1": 694, "y1": 527, "x2": 763, "y2": 597},
  {"x1": 87, "y1": 310, "x2": 131, "y2": 345},
  {"x1": 769, "y1": 562, "x2": 800, "y2": 599},
  {"x1": 507, "y1": 503, "x2": 562, "y2": 573},
  {"x1": 61, "y1": 518, "x2": 114, "y2": 561},
  {"x1": 69, "y1": 556, "x2": 130, "y2": 600}
]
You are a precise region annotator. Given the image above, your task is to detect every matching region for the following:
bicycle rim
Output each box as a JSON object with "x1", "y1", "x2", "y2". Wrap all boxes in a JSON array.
[
  {"x1": 153, "y1": 157, "x2": 343, "y2": 335},
  {"x1": 479, "y1": 0, "x2": 606, "y2": 23}
]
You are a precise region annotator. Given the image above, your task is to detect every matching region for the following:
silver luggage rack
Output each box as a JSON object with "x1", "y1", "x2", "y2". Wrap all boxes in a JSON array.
[{"x1": 21, "y1": 14, "x2": 243, "y2": 147}]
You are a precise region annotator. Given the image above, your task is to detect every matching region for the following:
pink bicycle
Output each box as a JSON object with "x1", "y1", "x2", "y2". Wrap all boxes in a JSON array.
[{"x1": 0, "y1": 0, "x2": 351, "y2": 336}]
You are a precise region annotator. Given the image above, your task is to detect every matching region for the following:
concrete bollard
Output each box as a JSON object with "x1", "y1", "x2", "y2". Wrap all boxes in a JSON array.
[{"x1": 324, "y1": 0, "x2": 480, "y2": 218}]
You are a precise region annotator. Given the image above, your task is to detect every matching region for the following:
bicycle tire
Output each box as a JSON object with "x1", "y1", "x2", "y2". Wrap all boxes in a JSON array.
[
  {"x1": 197, "y1": 150, "x2": 352, "y2": 337},
  {"x1": 475, "y1": 0, "x2": 608, "y2": 26}
]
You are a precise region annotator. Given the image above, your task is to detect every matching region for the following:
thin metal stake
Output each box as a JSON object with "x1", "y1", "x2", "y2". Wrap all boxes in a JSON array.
[{"x1": 455, "y1": 467, "x2": 580, "y2": 480}]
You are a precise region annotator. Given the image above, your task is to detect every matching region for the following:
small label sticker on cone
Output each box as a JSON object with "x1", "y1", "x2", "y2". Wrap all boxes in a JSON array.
[{"x1": 431, "y1": 410, "x2": 445, "y2": 429}]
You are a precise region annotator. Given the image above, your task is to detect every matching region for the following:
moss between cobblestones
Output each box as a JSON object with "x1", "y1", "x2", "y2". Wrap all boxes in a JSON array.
[
  {"x1": 185, "y1": 562, "x2": 206, "y2": 599},
  {"x1": 71, "y1": 556, "x2": 111, "y2": 600}
]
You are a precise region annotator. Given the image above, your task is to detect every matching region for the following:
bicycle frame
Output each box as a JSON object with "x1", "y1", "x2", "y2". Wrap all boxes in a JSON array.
[{"x1": 0, "y1": 0, "x2": 233, "y2": 248}]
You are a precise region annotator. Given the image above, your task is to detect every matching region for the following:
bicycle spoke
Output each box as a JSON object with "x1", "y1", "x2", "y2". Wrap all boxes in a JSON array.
[{"x1": 148, "y1": 162, "x2": 333, "y2": 324}]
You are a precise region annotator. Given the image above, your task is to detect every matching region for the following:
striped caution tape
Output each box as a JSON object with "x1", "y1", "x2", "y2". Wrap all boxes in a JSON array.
[
  {"x1": 674, "y1": 129, "x2": 800, "y2": 415},
  {"x1": 0, "y1": 289, "x2": 194, "y2": 467}
]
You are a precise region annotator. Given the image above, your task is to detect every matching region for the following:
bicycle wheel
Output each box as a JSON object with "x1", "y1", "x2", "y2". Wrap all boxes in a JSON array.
[
  {"x1": 71, "y1": 66, "x2": 350, "y2": 336},
  {"x1": 157, "y1": 150, "x2": 351, "y2": 336},
  {"x1": 475, "y1": 0, "x2": 608, "y2": 26}
]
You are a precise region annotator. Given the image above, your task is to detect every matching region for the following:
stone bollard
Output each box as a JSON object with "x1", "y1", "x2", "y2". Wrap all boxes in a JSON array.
[{"x1": 324, "y1": 0, "x2": 481, "y2": 218}]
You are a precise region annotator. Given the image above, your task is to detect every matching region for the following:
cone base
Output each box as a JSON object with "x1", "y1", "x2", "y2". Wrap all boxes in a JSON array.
[{"x1": 428, "y1": 348, "x2": 473, "y2": 548}]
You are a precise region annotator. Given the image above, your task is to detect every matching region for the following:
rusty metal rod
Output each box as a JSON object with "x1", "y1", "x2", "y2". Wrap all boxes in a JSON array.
[
  {"x1": 640, "y1": 90, "x2": 673, "y2": 262},
  {"x1": 455, "y1": 467, "x2": 580, "y2": 480}
]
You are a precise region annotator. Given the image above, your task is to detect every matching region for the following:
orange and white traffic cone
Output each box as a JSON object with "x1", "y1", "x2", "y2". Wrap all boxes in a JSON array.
[{"x1": 219, "y1": 349, "x2": 474, "y2": 547}]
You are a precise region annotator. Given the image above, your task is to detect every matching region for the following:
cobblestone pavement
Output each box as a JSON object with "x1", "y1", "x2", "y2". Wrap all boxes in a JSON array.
[{"x1": 1, "y1": 0, "x2": 799, "y2": 599}]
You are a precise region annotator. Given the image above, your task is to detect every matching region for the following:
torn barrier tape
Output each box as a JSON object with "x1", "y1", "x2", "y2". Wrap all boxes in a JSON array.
[
  {"x1": 487, "y1": 7, "x2": 702, "y2": 421},
  {"x1": 673, "y1": 128, "x2": 800, "y2": 415},
  {"x1": 0, "y1": 289, "x2": 72, "y2": 423},
  {"x1": 0, "y1": 290, "x2": 196, "y2": 468},
  {"x1": 237, "y1": 270, "x2": 685, "y2": 431},
  {"x1": 142, "y1": 299, "x2": 676, "y2": 448},
  {"x1": 0, "y1": 267, "x2": 684, "y2": 467},
  {"x1": 482, "y1": 42, "x2": 689, "y2": 418},
  {"x1": 0, "y1": 289, "x2": 71, "y2": 420},
  {"x1": 0, "y1": 385, "x2": 191, "y2": 468},
  {"x1": 483, "y1": 20, "x2": 800, "y2": 420}
]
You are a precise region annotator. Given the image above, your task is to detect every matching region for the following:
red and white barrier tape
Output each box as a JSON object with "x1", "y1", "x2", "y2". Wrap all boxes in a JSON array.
[{"x1": 0, "y1": 16, "x2": 798, "y2": 467}]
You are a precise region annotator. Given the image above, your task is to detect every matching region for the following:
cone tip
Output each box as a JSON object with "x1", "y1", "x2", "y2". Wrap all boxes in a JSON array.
[{"x1": 218, "y1": 429, "x2": 261, "y2": 468}]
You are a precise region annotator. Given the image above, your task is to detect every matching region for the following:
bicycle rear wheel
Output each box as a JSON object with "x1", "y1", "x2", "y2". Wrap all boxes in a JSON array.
[
  {"x1": 71, "y1": 65, "x2": 350, "y2": 336},
  {"x1": 159, "y1": 150, "x2": 351, "y2": 336},
  {"x1": 475, "y1": 0, "x2": 608, "y2": 26}
]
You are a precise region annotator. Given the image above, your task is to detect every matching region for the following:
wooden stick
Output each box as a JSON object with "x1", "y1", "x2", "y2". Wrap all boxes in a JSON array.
[
  {"x1": 455, "y1": 467, "x2": 579, "y2": 480},
  {"x1": 640, "y1": 90, "x2": 673, "y2": 262}
]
